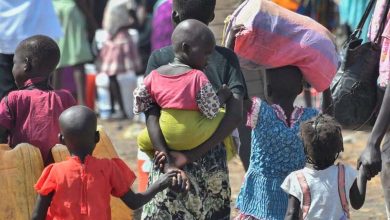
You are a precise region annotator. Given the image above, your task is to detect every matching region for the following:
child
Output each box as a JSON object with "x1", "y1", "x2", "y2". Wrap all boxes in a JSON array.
[
  {"x1": 99, "y1": 0, "x2": 142, "y2": 119},
  {"x1": 0, "y1": 35, "x2": 76, "y2": 165},
  {"x1": 235, "y1": 66, "x2": 322, "y2": 220},
  {"x1": 133, "y1": 19, "x2": 236, "y2": 159},
  {"x1": 31, "y1": 105, "x2": 181, "y2": 220},
  {"x1": 282, "y1": 115, "x2": 367, "y2": 219}
]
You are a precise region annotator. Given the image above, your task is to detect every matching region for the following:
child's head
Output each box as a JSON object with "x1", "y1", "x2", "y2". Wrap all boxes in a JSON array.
[
  {"x1": 172, "y1": 19, "x2": 215, "y2": 70},
  {"x1": 264, "y1": 66, "x2": 303, "y2": 103},
  {"x1": 13, "y1": 35, "x2": 60, "y2": 88},
  {"x1": 300, "y1": 115, "x2": 344, "y2": 170},
  {"x1": 172, "y1": 0, "x2": 216, "y2": 25},
  {"x1": 59, "y1": 105, "x2": 99, "y2": 157}
]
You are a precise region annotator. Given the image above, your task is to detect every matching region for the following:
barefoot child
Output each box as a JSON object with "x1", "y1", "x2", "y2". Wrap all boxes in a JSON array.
[
  {"x1": 235, "y1": 66, "x2": 323, "y2": 220},
  {"x1": 0, "y1": 35, "x2": 76, "y2": 165},
  {"x1": 134, "y1": 19, "x2": 237, "y2": 160},
  {"x1": 282, "y1": 115, "x2": 367, "y2": 219},
  {"x1": 32, "y1": 106, "x2": 181, "y2": 220}
]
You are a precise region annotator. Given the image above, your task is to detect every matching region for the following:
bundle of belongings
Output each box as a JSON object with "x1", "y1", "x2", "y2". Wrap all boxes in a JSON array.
[{"x1": 223, "y1": 0, "x2": 340, "y2": 92}]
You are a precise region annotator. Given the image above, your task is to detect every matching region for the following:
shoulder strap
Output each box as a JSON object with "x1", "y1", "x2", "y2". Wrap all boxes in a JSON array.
[
  {"x1": 338, "y1": 163, "x2": 351, "y2": 219},
  {"x1": 296, "y1": 171, "x2": 311, "y2": 220},
  {"x1": 351, "y1": 0, "x2": 377, "y2": 40}
]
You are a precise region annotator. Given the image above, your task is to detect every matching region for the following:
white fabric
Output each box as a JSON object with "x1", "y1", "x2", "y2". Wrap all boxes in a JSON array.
[
  {"x1": 0, "y1": 0, "x2": 62, "y2": 54},
  {"x1": 281, "y1": 165, "x2": 357, "y2": 220}
]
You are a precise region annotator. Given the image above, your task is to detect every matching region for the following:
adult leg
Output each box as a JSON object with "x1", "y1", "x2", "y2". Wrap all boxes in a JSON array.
[
  {"x1": 73, "y1": 64, "x2": 86, "y2": 105},
  {"x1": 380, "y1": 132, "x2": 390, "y2": 219},
  {"x1": 238, "y1": 68, "x2": 265, "y2": 171},
  {"x1": 0, "y1": 54, "x2": 17, "y2": 100},
  {"x1": 52, "y1": 68, "x2": 64, "y2": 90},
  {"x1": 109, "y1": 75, "x2": 126, "y2": 117}
]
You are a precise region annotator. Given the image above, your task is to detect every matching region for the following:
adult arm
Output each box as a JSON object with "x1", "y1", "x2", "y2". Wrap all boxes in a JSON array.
[
  {"x1": 321, "y1": 88, "x2": 334, "y2": 116},
  {"x1": 184, "y1": 93, "x2": 243, "y2": 163},
  {"x1": 0, "y1": 126, "x2": 7, "y2": 143},
  {"x1": 350, "y1": 168, "x2": 367, "y2": 210},
  {"x1": 31, "y1": 193, "x2": 54, "y2": 220},
  {"x1": 358, "y1": 85, "x2": 390, "y2": 179},
  {"x1": 284, "y1": 195, "x2": 301, "y2": 220}
]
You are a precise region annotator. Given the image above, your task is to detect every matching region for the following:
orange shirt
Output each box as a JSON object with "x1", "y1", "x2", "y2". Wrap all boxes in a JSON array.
[{"x1": 35, "y1": 155, "x2": 136, "y2": 220}]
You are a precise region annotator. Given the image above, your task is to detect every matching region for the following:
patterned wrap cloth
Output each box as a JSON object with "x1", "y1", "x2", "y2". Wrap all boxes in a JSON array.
[
  {"x1": 151, "y1": 0, "x2": 174, "y2": 51},
  {"x1": 368, "y1": 0, "x2": 390, "y2": 88},
  {"x1": 224, "y1": 0, "x2": 340, "y2": 92},
  {"x1": 141, "y1": 144, "x2": 231, "y2": 220}
]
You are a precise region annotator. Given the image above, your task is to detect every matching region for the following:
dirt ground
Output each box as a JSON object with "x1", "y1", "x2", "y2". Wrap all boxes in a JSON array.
[{"x1": 100, "y1": 117, "x2": 387, "y2": 219}]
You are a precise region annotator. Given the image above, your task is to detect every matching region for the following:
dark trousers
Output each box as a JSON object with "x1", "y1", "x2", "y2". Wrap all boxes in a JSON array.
[
  {"x1": 0, "y1": 54, "x2": 17, "y2": 100},
  {"x1": 238, "y1": 68, "x2": 266, "y2": 171}
]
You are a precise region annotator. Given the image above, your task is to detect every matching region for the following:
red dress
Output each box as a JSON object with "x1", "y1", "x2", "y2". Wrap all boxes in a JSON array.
[{"x1": 35, "y1": 155, "x2": 136, "y2": 220}]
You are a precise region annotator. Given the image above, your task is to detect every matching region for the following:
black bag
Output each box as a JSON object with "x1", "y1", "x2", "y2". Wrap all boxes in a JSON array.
[{"x1": 331, "y1": 0, "x2": 390, "y2": 130}]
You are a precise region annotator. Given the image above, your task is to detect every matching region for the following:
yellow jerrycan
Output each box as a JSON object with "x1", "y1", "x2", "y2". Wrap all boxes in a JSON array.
[
  {"x1": 51, "y1": 125, "x2": 133, "y2": 220},
  {"x1": 0, "y1": 143, "x2": 44, "y2": 220}
]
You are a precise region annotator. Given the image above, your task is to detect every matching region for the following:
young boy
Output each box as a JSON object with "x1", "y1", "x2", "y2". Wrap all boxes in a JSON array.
[
  {"x1": 32, "y1": 105, "x2": 180, "y2": 220},
  {"x1": 0, "y1": 35, "x2": 76, "y2": 165}
]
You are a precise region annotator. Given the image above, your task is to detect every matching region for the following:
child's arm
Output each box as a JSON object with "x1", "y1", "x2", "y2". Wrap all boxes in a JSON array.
[
  {"x1": 321, "y1": 87, "x2": 334, "y2": 116},
  {"x1": 284, "y1": 195, "x2": 301, "y2": 220},
  {"x1": 145, "y1": 106, "x2": 175, "y2": 169},
  {"x1": 350, "y1": 167, "x2": 368, "y2": 210},
  {"x1": 31, "y1": 192, "x2": 54, "y2": 220},
  {"x1": 120, "y1": 170, "x2": 178, "y2": 210}
]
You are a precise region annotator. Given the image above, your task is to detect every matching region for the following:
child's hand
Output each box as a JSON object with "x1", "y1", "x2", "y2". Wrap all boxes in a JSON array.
[
  {"x1": 217, "y1": 84, "x2": 232, "y2": 105},
  {"x1": 154, "y1": 169, "x2": 180, "y2": 191},
  {"x1": 170, "y1": 170, "x2": 190, "y2": 192}
]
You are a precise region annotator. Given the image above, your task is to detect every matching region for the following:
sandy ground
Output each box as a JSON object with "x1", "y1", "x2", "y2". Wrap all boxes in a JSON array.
[{"x1": 100, "y1": 117, "x2": 387, "y2": 220}]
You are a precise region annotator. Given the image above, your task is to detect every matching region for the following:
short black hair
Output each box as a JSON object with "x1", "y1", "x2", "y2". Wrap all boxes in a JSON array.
[
  {"x1": 15, "y1": 35, "x2": 60, "y2": 76},
  {"x1": 173, "y1": 0, "x2": 216, "y2": 24},
  {"x1": 300, "y1": 115, "x2": 344, "y2": 170},
  {"x1": 265, "y1": 66, "x2": 303, "y2": 99}
]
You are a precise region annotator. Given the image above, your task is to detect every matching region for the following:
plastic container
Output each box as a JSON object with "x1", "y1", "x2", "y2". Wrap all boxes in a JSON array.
[
  {"x1": 95, "y1": 73, "x2": 111, "y2": 119},
  {"x1": 84, "y1": 64, "x2": 97, "y2": 110},
  {"x1": 0, "y1": 144, "x2": 44, "y2": 219}
]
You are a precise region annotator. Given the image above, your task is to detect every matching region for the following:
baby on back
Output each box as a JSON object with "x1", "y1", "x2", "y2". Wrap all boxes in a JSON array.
[
  {"x1": 0, "y1": 35, "x2": 76, "y2": 165},
  {"x1": 134, "y1": 19, "x2": 236, "y2": 160}
]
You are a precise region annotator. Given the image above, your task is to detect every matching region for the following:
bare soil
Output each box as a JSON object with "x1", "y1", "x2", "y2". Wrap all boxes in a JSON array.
[{"x1": 100, "y1": 119, "x2": 387, "y2": 219}]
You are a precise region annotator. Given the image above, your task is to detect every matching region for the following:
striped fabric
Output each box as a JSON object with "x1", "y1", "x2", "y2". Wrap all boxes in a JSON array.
[{"x1": 225, "y1": 0, "x2": 340, "y2": 92}]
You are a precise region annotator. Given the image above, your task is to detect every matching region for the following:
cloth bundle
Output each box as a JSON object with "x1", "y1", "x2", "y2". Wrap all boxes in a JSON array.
[
  {"x1": 137, "y1": 109, "x2": 238, "y2": 160},
  {"x1": 224, "y1": 0, "x2": 340, "y2": 92}
]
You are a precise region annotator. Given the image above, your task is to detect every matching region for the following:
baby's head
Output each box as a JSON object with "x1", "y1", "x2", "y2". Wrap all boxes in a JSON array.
[
  {"x1": 59, "y1": 106, "x2": 99, "y2": 156},
  {"x1": 13, "y1": 35, "x2": 60, "y2": 88},
  {"x1": 172, "y1": 19, "x2": 215, "y2": 70},
  {"x1": 264, "y1": 66, "x2": 303, "y2": 103},
  {"x1": 300, "y1": 115, "x2": 344, "y2": 170},
  {"x1": 172, "y1": 0, "x2": 216, "y2": 25}
]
